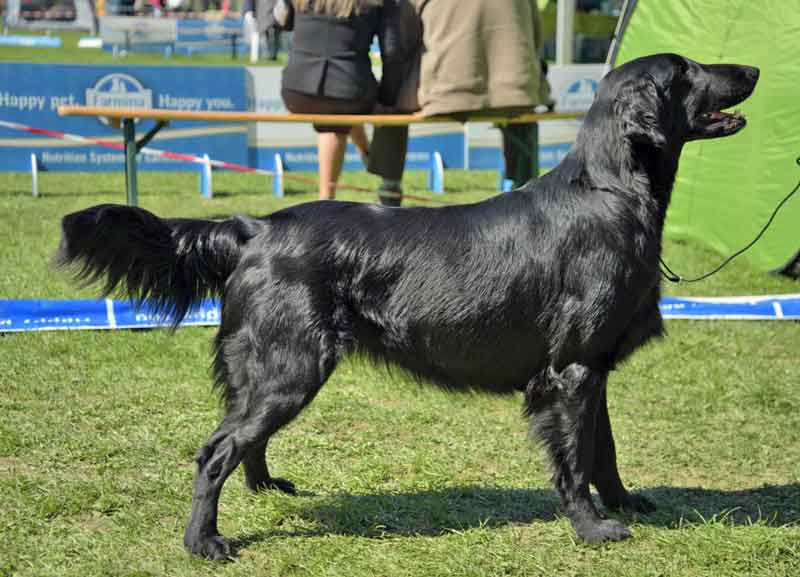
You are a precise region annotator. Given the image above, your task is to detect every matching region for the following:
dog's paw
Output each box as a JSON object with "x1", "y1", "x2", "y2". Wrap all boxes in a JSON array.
[
  {"x1": 573, "y1": 518, "x2": 632, "y2": 544},
  {"x1": 249, "y1": 476, "x2": 297, "y2": 495},
  {"x1": 184, "y1": 533, "x2": 234, "y2": 561},
  {"x1": 266, "y1": 476, "x2": 297, "y2": 495}
]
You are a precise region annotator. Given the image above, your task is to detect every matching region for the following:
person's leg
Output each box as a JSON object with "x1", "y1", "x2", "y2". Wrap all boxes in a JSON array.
[
  {"x1": 267, "y1": 28, "x2": 280, "y2": 61},
  {"x1": 281, "y1": 88, "x2": 374, "y2": 200},
  {"x1": 317, "y1": 131, "x2": 348, "y2": 200},
  {"x1": 501, "y1": 123, "x2": 537, "y2": 190},
  {"x1": 774, "y1": 249, "x2": 800, "y2": 278},
  {"x1": 368, "y1": 126, "x2": 409, "y2": 206},
  {"x1": 350, "y1": 125, "x2": 370, "y2": 166}
]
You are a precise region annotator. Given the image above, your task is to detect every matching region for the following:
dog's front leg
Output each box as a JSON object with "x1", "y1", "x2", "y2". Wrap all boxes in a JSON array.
[
  {"x1": 528, "y1": 364, "x2": 632, "y2": 543},
  {"x1": 592, "y1": 387, "x2": 655, "y2": 514},
  {"x1": 242, "y1": 441, "x2": 297, "y2": 494}
]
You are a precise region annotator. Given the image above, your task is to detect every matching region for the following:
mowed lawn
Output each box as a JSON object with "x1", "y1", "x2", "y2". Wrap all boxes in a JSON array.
[
  {"x1": 0, "y1": 29, "x2": 286, "y2": 68},
  {"x1": 1, "y1": 170, "x2": 798, "y2": 577}
]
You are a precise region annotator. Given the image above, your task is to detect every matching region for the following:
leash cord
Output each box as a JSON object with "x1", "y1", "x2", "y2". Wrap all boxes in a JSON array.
[{"x1": 659, "y1": 156, "x2": 800, "y2": 283}]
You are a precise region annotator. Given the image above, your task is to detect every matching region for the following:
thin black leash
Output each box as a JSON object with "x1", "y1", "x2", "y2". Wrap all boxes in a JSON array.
[{"x1": 659, "y1": 156, "x2": 800, "y2": 283}]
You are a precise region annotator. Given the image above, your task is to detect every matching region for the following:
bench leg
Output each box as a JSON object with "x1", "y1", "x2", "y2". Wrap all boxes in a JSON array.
[{"x1": 123, "y1": 118, "x2": 139, "y2": 207}]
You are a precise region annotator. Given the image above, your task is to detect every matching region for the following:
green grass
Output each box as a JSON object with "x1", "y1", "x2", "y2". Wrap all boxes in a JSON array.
[{"x1": 1, "y1": 171, "x2": 799, "y2": 576}]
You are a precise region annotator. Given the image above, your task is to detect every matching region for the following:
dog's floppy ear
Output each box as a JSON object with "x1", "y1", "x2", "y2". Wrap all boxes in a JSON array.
[{"x1": 613, "y1": 75, "x2": 667, "y2": 149}]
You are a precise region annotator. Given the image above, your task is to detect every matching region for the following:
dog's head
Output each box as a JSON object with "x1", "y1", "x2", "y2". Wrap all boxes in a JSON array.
[{"x1": 599, "y1": 53, "x2": 759, "y2": 149}]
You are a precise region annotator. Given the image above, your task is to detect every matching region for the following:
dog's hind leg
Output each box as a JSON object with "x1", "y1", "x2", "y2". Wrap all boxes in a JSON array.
[
  {"x1": 183, "y1": 418, "x2": 250, "y2": 560},
  {"x1": 592, "y1": 387, "x2": 655, "y2": 514},
  {"x1": 183, "y1": 333, "x2": 337, "y2": 560},
  {"x1": 242, "y1": 440, "x2": 296, "y2": 494},
  {"x1": 528, "y1": 363, "x2": 632, "y2": 544}
]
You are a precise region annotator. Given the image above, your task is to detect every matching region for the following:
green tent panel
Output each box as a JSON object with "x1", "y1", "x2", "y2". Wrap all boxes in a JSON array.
[{"x1": 613, "y1": 0, "x2": 799, "y2": 270}]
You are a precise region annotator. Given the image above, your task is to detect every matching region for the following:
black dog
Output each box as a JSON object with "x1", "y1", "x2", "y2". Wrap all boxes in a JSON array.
[{"x1": 56, "y1": 54, "x2": 758, "y2": 559}]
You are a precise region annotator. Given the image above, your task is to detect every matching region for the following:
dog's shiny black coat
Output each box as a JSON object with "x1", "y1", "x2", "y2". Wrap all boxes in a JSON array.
[{"x1": 57, "y1": 54, "x2": 758, "y2": 558}]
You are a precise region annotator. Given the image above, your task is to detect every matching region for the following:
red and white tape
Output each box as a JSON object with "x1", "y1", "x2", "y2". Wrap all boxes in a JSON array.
[
  {"x1": 0, "y1": 118, "x2": 446, "y2": 203},
  {"x1": 0, "y1": 119, "x2": 274, "y2": 176}
]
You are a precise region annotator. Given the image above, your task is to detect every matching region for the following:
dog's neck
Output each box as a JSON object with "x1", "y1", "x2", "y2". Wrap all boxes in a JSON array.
[
  {"x1": 566, "y1": 127, "x2": 681, "y2": 222},
  {"x1": 629, "y1": 141, "x2": 682, "y2": 209}
]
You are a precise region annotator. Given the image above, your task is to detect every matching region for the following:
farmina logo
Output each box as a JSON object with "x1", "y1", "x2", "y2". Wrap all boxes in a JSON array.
[
  {"x1": 86, "y1": 73, "x2": 153, "y2": 123},
  {"x1": 558, "y1": 78, "x2": 598, "y2": 112}
]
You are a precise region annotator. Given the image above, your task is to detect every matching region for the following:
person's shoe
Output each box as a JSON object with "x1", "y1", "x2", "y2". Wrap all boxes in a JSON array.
[
  {"x1": 378, "y1": 182, "x2": 402, "y2": 207},
  {"x1": 772, "y1": 249, "x2": 800, "y2": 279}
]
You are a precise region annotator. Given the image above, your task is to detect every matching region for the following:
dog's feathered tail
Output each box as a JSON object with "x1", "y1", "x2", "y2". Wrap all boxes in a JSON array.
[{"x1": 54, "y1": 204, "x2": 263, "y2": 326}]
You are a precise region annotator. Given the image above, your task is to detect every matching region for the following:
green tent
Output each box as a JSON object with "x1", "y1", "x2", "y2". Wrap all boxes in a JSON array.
[{"x1": 610, "y1": 0, "x2": 799, "y2": 272}]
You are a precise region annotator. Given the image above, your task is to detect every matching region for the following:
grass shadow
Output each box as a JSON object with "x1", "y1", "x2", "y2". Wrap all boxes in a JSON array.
[
  {"x1": 303, "y1": 486, "x2": 561, "y2": 536},
  {"x1": 233, "y1": 483, "x2": 800, "y2": 549},
  {"x1": 635, "y1": 484, "x2": 800, "y2": 527},
  {"x1": 232, "y1": 486, "x2": 559, "y2": 550}
]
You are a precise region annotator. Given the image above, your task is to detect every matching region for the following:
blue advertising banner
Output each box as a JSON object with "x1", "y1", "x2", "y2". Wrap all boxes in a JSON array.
[
  {"x1": 250, "y1": 132, "x2": 466, "y2": 173},
  {"x1": 2, "y1": 295, "x2": 800, "y2": 333},
  {"x1": 0, "y1": 63, "x2": 248, "y2": 171},
  {"x1": 468, "y1": 142, "x2": 573, "y2": 172}
]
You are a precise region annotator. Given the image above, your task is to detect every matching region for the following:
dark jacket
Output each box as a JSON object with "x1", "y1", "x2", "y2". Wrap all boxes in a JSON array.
[{"x1": 281, "y1": 1, "x2": 406, "y2": 103}]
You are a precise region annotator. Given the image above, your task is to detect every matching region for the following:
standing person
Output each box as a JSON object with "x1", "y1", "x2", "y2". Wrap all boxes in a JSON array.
[
  {"x1": 243, "y1": 0, "x2": 291, "y2": 61},
  {"x1": 281, "y1": 0, "x2": 405, "y2": 200},
  {"x1": 255, "y1": 0, "x2": 290, "y2": 59},
  {"x1": 368, "y1": 0, "x2": 546, "y2": 204}
]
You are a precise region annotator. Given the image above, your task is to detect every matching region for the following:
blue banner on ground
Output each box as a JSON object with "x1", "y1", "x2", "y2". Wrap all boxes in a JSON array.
[
  {"x1": 2, "y1": 295, "x2": 799, "y2": 333},
  {"x1": 0, "y1": 63, "x2": 247, "y2": 172},
  {"x1": 0, "y1": 299, "x2": 221, "y2": 332},
  {"x1": 659, "y1": 295, "x2": 800, "y2": 320}
]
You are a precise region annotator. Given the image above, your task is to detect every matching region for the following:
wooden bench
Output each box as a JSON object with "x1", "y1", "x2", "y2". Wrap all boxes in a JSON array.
[{"x1": 58, "y1": 105, "x2": 585, "y2": 206}]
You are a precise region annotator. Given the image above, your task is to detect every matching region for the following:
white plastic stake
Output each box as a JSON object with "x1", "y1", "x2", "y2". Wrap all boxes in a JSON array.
[
  {"x1": 200, "y1": 154, "x2": 213, "y2": 199},
  {"x1": 31, "y1": 154, "x2": 39, "y2": 198},
  {"x1": 272, "y1": 153, "x2": 284, "y2": 197}
]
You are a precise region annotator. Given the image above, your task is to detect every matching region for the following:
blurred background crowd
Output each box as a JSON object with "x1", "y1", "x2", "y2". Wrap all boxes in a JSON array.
[{"x1": 3, "y1": 0, "x2": 624, "y2": 65}]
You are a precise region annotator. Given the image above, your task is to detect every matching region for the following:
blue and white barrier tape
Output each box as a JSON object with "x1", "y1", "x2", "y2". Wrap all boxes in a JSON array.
[
  {"x1": 659, "y1": 294, "x2": 800, "y2": 320},
  {"x1": 0, "y1": 299, "x2": 220, "y2": 332},
  {"x1": 1, "y1": 295, "x2": 799, "y2": 333}
]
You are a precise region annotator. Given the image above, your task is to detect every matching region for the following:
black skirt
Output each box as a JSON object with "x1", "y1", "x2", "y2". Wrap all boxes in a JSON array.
[{"x1": 281, "y1": 87, "x2": 375, "y2": 134}]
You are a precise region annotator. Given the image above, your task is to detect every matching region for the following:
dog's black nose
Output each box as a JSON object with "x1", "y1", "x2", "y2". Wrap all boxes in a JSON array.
[{"x1": 744, "y1": 66, "x2": 760, "y2": 83}]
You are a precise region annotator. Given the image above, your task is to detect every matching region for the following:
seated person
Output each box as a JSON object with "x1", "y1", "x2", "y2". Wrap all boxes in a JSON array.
[
  {"x1": 369, "y1": 0, "x2": 548, "y2": 203},
  {"x1": 281, "y1": 0, "x2": 405, "y2": 200}
]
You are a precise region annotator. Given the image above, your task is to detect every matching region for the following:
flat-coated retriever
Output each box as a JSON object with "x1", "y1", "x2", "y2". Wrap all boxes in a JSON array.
[{"x1": 56, "y1": 54, "x2": 759, "y2": 558}]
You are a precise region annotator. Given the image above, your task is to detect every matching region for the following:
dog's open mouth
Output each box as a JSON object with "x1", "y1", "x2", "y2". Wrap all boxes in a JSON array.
[{"x1": 691, "y1": 108, "x2": 747, "y2": 140}]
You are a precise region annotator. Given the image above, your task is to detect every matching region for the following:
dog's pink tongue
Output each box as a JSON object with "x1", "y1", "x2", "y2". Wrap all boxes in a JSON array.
[{"x1": 709, "y1": 111, "x2": 728, "y2": 120}]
